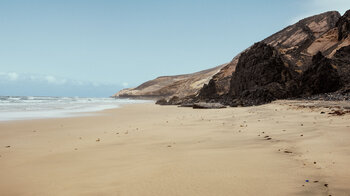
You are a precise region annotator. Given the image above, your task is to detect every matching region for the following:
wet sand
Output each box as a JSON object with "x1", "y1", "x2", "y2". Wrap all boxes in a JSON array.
[{"x1": 0, "y1": 102, "x2": 349, "y2": 195}]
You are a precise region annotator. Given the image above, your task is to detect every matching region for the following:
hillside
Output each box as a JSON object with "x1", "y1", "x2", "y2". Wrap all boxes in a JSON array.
[
  {"x1": 114, "y1": 10, "x2": 350, "y2": 106},
  {"x1": 112, "y1": 63, "x2": 227, "y2": 99}
]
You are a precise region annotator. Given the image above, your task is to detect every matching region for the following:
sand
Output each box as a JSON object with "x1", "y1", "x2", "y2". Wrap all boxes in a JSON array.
[{"x1": 0, "y1": 101, "x2": 350, "y2": 196}]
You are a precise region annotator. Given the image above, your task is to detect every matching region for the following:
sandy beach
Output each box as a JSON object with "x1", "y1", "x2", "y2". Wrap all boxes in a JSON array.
[{"x1": 0, "y1": 102, "x2": 350, "y2": 196}]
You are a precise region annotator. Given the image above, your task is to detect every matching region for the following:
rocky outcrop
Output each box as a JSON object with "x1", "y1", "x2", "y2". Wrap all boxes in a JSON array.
[
  {"x1": 333, "y1": 45, "x2": 350, "y2": 86},
  {"x1": 155, "y1": 95, "x2": 196, "y2": 105},
  {"x1": 192, "y1": 102, "x2": 226, "y2": 109},
  {"x1": 225, "y1": 43, "x2": 298, "y2": 106},
  {"x1": 301, "y1": 52, "x2": 341, "y2": 96},
  {"x1": 155, "y1": 98, "x2": 168, "y2": 105}
]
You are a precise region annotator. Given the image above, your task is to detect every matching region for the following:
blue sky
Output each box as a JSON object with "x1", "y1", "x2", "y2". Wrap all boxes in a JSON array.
[{"x1": 0, "y1": 0, "x2": 349, "y2": 97}]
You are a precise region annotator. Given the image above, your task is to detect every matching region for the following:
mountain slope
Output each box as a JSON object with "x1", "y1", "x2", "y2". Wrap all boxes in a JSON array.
[{"x1": 112, "y1": 63, "x2": 227, "y2": 99}]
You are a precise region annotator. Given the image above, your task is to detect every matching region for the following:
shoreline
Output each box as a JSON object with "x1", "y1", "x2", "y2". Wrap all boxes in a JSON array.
[
  {"x1": 0, "y1": 102, "x2": 349, "y2": 195},
  {"x1": 0, "y1": 97, "x2": 153, "y2": 122}
]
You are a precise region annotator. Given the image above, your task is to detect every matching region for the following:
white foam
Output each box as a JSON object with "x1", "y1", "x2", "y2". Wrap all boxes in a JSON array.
[{"x1": 0, "y1": 96, "x2": 152, "y2": 121}]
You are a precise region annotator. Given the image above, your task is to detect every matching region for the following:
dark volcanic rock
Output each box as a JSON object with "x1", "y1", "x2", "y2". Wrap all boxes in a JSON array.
[
  {"x1": 333, "y1": 45, "x2": 350, "y2": 86},
  {"x1": 228, "y1": 42, "x2": 298, "y2": 106},
  {"x1": 301, "y1": 52, "x2": 341, "y2": 96},
  {"x1": 198, "y1": 79, "x2": 219, "y2": 100},
  {"x1": 336, "y1": 10, "x2": 350, "y2": 40},
  {"x1": 155, "y1": 98, "x2": 169, "y2": 105},
  {"x1": 156, "y1": 95, "x2": 195, "y2": 106},
  {"x1": 192, "y1": 102, "x2": 226, "y2": 109}
]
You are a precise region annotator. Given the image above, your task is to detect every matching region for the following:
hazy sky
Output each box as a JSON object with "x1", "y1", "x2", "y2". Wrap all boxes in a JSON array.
[{"x1": 0, "y1": 0, "x2": 349, "y2": 97}]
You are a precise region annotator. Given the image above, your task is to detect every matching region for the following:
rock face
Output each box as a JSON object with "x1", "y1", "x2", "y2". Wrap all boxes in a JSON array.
[
  {"x1": 225, "y1": 43, "x2": 298, "y2": 106},
  {"x1": 301, "y1": 52, "x2": 341, "y2": 96},
  {"x1": 333, "y1": 45, "x2": 350, "y2": 85}
]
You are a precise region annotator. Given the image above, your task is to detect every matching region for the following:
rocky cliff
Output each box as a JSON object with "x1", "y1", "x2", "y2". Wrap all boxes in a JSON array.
[
  {"x1": 226, "y1": 43, "x2": 299, "y2": 106},
  {"x1": 114, "y1": 10, "x2": 350, "y2": 106},
  {"x1": 197, "y1": 11, "x2": 342, "y2": 99},
  {"x1": 195, "y1": 10, "x2": 350, "y2": 106}
]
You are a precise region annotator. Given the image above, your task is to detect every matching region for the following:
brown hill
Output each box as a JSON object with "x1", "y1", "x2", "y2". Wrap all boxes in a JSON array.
[{"x1": 112, "y1": 63, "x2": 227, "y2": 99}]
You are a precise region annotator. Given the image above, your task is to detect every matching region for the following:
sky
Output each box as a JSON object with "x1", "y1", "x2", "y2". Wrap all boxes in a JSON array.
[{"x1": 0, "y1": 0, "x2": 349, "y2": 97}]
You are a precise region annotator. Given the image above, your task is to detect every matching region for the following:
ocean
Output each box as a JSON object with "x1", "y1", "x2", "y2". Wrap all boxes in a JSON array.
[{"x1": 0, "y1": 96, "x2": 151, "y2": 121}]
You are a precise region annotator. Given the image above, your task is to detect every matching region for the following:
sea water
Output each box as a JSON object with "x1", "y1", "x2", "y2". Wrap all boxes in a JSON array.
[{"x1": 0, "y1": 96, "x2": 151, "y2": 121}]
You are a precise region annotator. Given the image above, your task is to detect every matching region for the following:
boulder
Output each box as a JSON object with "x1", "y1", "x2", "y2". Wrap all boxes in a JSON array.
[
  {"x1": 155, "y1": 98, "x2": 169, "y2": 105},
  {"x1": 192, "y1": 102, "x2": 226, "y2": 109}
]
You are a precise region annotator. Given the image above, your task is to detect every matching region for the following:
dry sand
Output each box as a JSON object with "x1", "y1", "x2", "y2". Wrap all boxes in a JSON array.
[{"x1": 0, "y1": 101, "x2": 350, "y2": 196}]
